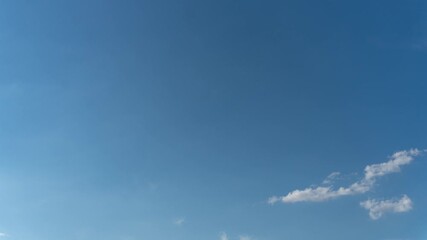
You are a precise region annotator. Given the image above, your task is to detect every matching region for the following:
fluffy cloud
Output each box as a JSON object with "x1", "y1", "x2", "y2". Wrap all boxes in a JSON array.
[
  {"x1": 360, "y1": 195, "x2": 413, "y2": 220},
  {"x1": 269, "y1": 149, "x2": 423, "y2": 204}
]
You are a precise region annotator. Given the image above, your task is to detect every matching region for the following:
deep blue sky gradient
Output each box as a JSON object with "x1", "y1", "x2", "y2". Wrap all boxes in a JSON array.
[{"x1": 1, "y1": 1, "x2": 427, "y2": 239}]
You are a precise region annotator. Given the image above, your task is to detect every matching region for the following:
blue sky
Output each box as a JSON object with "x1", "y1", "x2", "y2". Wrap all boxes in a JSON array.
[{"x1": 1, "y1": 0, "x2": 427, "y2": 239}]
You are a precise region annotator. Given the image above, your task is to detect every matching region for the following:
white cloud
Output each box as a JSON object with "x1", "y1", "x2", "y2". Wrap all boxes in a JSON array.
[
  {"x1": 364, "y1": 149, "x2": 420, "y2": 180},
  {"x1": 0, "y1": 233, "x2": 8, "y2": 238},
  {"x1": 220, "y1": 232, "x2": 229, "y2": 240},
  {"x1": 269, "y1": 149, "x2": 423, "y2": 203},
  {"x1": 173, "y1": 218, "x2": 185, "y2": 226},
  {"x1": 270, "y1": 182, "x2": 370, "y2": 203},
  {"x1": 360, "y1": 195, "x2": 413, "y2": 220}
]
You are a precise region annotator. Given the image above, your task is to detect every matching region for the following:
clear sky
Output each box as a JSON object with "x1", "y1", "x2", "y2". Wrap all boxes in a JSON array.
[{"x1": 1, "y1": 1, "x2": 427, "y2": 240}]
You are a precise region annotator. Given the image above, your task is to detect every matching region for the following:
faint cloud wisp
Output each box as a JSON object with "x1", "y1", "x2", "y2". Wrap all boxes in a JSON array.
[
  {"x1": 173, "y1": 218, "x2": 185, "y2": 226},
  {"x1": 220, "y1": 232, "x2": 229, "y2": 240}
]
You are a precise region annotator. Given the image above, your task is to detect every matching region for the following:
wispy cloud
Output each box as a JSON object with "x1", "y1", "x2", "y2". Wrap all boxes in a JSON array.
[
  {"x1": 360, "y1": 195, "x2": 413, "y2": 220},
  {"x1": 173, "y1": 218, "x2": 185, "y2": 226},
  {"x1": 322, "y1": 172, "x2": 340, "y2": 185},
  {"x1": 269, "y1": 149, "x2": 423, "y2": 204},
  {"x1": 0, "y1": 233, "x2": 8, "y2": 238},
  {"x1": 239, "y1": 236, "x2": 252, "y2": 240},
  {"x1": 220, "y1": 232, "x2": 253, "y2": 240},
  {"x1": 220, "y1": 232, "x2": 229, "y2": 240}
]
